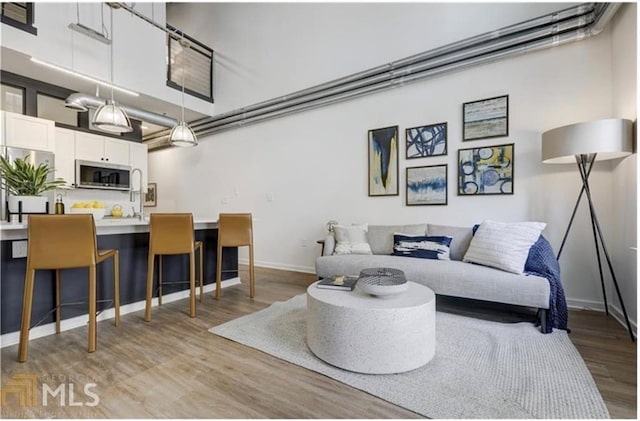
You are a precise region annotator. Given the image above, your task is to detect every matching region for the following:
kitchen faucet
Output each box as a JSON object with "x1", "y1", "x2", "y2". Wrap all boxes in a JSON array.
[{"x1": 130, "y1": 168, "x2": 144, "y2": 220}]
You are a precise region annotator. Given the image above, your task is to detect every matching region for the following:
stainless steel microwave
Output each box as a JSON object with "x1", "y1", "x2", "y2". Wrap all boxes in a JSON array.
[{"x1": 75, "y1": 160, "x2": 131, "y2": 191}]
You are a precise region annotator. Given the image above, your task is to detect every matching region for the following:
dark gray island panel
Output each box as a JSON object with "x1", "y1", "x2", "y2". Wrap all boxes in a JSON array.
[{"x1": 0, "y1": 227, "x2": 237, "y2": 335}]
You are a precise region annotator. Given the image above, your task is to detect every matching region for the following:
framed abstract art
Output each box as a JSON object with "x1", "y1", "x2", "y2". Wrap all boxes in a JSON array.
[
  {"x1": 406, "y1": 164, "x2": 447, "y2": 206},
  {"x1": 457, "y1": 144, "x2": 514, "y2": 195},
  {"x1": 405, "y1": 122, "x2": 447, "y2": 159},
  {"x1": 463, "y1": 95, "x2": 509, "y2": 141},
  {"x1": 368, "y1": 126, "x2": 399, "y2": 196}
]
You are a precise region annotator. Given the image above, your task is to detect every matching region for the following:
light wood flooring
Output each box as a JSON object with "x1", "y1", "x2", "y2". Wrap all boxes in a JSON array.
[{"x1": 1, "y1": 267, "x2": 636, "y2": 418}]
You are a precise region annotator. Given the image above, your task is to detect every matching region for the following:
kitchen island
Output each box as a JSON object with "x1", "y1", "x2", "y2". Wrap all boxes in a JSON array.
[{"x1": 0, "y1": 217, "x2": 238, "y2": 340}]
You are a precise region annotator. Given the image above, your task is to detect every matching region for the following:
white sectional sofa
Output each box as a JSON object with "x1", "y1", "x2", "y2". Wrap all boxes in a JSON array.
[{"x1": 315, "y1": 223, "x2": 552, "y2": 330}]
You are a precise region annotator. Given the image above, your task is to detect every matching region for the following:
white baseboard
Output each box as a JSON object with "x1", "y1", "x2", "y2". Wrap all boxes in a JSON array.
[
  {"x1": 238, "y1": 258, "x2": 315, "y2": 274},
  {"x1": 566, "y1": 297, "x2": 637, "y2": 335},
  {"x1": 0, "y1": 278, "x2": 241, "y2": 349},
  {"x1": 566, "y1": 298, "x2": 606, "y2": 312}
]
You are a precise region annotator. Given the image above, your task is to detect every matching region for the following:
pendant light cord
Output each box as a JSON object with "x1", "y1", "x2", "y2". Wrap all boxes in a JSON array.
[
  {"x1": 181, "y1": 37, "x2": 186, "y2": 122},
  {"x1": 109, "y1": 6, "x2": 114, "y2": 103}
]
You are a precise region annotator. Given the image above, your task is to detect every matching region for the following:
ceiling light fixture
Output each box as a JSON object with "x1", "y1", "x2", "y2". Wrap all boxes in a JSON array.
[
  {"x1": 92, "y1": 6, "x2": 133, "y2": 133},
  {"x1": 30, "y1": 57, "x2": 139, "y2": 97},
  {"x1": 169, "y1": 38, "x2": 198, "y2": 147}
]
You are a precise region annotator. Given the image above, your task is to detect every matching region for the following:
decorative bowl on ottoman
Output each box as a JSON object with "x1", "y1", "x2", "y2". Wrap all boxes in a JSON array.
[{"x1": 357, "y1": 267, "x2": 408, "y2": 297}]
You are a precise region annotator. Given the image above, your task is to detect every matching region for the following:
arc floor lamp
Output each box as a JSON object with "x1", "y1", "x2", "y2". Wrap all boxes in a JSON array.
[{"x1": 541, "y1": 118, "x2": 634, "y2": 341}]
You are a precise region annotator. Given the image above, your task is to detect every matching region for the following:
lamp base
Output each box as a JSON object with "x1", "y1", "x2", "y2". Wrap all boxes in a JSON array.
[{"x1": 557, "y1": 154, "x2": 635, "y2": 341}]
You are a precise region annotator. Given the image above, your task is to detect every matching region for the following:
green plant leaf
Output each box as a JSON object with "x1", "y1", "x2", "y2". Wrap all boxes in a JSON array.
[{"x1": 0, "y1": 156, "x2": 67, "y2": 196}]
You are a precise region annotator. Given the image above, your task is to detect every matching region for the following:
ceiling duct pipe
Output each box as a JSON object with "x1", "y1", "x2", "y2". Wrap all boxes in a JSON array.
[
  {"x1": 65, "y1": 93, "x2": 179, "y2": 128},
  {"x1": 145, "y1": 2, "x2": 618, "y2": 151}
]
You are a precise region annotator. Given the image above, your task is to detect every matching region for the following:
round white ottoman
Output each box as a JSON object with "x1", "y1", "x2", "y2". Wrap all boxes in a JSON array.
[{"x1": 306, "y1": 281, "x2": 435, "y2": 374}]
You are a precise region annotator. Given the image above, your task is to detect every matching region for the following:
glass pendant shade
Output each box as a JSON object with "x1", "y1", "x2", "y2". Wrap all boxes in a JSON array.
[
  {"x1": 169, "y1": 121, "x2": 198, "y2": 147},
  {"x1": 92, "y1": 100, "x2": 133, "y2": 133}
]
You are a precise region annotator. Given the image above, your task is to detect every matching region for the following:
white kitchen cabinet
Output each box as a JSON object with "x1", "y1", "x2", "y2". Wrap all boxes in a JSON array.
[
  {"x1": 2, "y1": 111, "x2": 55, "y2": 152},
  {"x1": 75, "y1": 132, "x2": 130, "y2": 165},
  {"x1": 53, "y1": 128, "x2": 76, "y2": 188},
  {"x1": 129, "y1": 142, "x2": 148, "y2": 193},
  {"x1": 104, "y1": 138, "x2": 130, "y2": 165}
]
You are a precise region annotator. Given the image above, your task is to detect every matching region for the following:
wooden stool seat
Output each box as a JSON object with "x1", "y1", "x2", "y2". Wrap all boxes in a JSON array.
[
  {"x1": 144, "y1": 213, "x2": 203, "y2": 321},
  {"x1": 216, "y1": 213, "x2": 255, "y2": 299},
  {"x1": 18, "y1": 214, "x2": 120, "y2": 362}
]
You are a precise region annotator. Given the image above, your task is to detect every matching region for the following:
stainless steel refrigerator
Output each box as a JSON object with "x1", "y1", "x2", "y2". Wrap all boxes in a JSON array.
[{"x1": 1, "y1": 146, "x2": 56, "y2": 220}]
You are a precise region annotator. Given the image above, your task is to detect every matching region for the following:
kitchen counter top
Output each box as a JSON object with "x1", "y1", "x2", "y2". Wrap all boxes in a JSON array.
[{"x1": 0, "y1": 217, "x2": 218, "y2": 240}]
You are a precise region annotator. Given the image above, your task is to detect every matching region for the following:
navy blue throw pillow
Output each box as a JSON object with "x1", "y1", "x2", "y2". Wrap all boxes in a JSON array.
[{"x1": 392, "y1": 234, "x2": 453, "y2": 260}]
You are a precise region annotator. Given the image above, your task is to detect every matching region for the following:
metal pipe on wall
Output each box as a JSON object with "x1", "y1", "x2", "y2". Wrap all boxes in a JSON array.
[
  {"x1": 145, "y1": 2, "x2": 616, "y2": 150},
  {"x1": 183, "y1": 13, "x2": 595, "y2": 134}
]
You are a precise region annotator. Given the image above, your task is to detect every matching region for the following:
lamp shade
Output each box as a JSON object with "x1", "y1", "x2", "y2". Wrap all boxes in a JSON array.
[
  {"x1": 169, "y1": 121, "x2": 198, "y2": 147},
  {"x1": 541, "y1": 118, "x2": 633, "y2": 164},
  {"x1": 92, "y1": 100, "x2": 133, "y2": 133}
]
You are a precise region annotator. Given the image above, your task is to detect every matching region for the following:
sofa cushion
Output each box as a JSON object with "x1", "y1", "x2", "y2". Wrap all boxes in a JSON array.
[
  {"x1": 391, "y1": 234, "x2": 452, "y2": 260},
  {"x1": 333, "y1": 224, "x2": 372, "y2": 255},
  {"x1": 427, "y1": 224, "x2": 473, "y2": 261},
  {"x1": 368, "y1": 224, "x2": 427, "y2": 254},
  {"x1": 463, "y1": 220, "x2": 546, "y2": 274}
]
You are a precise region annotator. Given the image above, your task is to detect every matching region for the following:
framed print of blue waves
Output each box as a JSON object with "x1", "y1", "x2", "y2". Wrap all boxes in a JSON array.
[
  {"x1": 463, "y1": 95, "x2": 508, "y2": 141},
  {"x1": 405, "y1": 122, "x2": 447, "y2": 159},
  {"x1": 406, "y1": 164, "x2": 448, "y2": 206},
  {"x1": 458, "y1": 144, "x2": 513, "y2": 195}
]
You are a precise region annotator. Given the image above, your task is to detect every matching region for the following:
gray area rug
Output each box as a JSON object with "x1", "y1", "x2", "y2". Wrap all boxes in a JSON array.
[{"x1": 209, "y1": 294, "x2": 609, "y2": 419}]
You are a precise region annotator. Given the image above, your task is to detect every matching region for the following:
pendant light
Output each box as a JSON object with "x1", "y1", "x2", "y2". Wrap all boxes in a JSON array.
[
  {"x1": 169, "y1": 37, "x2": 198, "y2": 147},
  {"x1": 93, "y1": 6, "x2": 133, "y2": 133}
]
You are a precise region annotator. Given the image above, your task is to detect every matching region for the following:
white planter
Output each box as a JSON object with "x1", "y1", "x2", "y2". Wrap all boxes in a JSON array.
[{"x1": 8, "y1": 195, "x2": 48, "y2": 213}]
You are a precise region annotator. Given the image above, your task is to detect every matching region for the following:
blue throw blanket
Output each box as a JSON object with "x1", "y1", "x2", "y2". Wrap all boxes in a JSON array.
[{"x1": 524, "y1": 235, "x2": 568, "y2": 333}]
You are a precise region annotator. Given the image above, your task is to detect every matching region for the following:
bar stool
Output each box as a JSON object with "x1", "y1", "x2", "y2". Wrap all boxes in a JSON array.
[
  {"x1": 216, "y1": 213, "x2": 255, "y2": 299},
  {"x1": 144, "y1": 213, "x2": 203, "y2": 321},
  {"x1": 18, "y1": 214, "x2": 120, "y2": 362}
]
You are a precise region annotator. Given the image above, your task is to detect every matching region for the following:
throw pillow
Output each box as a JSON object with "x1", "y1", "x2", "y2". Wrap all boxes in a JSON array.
[
  {"x1": 426, "y1": 224, "x2": 473, "y2": 261},
  {"x1": 333, "y1": 224, "x2": 373, "y2": 255},
  {"x1": 391, "y1": 234, "x2": 452, "y2": 260},
  {"x1": 463, "y1": 220, "x2": 547, "y2": 274},
  {"x1": 368, "y1": 224, "x2": 427, "y2": 254}
]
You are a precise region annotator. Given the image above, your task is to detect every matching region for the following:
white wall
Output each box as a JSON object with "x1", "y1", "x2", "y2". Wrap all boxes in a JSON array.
[
  {"x1": 609, "y1": 3, "x2": 637, "y2": 327},
  {"x1": 0, "y1": 3, "x2": 211, "y2": 116},
  {"x1": 150, "y1": 3, "x2": 634, "y2": 321}
]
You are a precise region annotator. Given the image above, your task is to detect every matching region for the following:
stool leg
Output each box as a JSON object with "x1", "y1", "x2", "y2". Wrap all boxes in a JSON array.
[
  {"x1": 55, "y1": 269, "x2": 61, "y2": 334},
  {"x1": 249, "y1": 245, "x2": 255, "y2": 299},
  {"x1": 158, "y1": 255, "x2": 163, "y2": 306},
  {"x1": 189, "y1": 251, "x2": 196, "y2": 318},
  {"x1": 114, "y1": 252, "x2": 120, "y2": 327},
  {"x1": 215, "y1": 245, "x2": 222, "y2": 300},
  {"x1": 198, "y1": 244, "x2": 204, "y2": 303},
  {"x1": 18, "y1": 269, "x2": 36, "y2": 362},
  {"x1": 88, "y1": 265, "x2": 97, "y2": 353},
  {"x1": 145, "y1": 253, "x2": 154, "y2": 322}
]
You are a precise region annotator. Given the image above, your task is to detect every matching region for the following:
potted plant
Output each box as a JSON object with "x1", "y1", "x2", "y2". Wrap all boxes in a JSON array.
[{"x1": 0, "y1": 156, "x2": 66, "y2": 213}]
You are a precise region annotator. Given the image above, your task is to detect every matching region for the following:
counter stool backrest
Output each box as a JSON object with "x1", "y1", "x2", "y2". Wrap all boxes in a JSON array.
[
  {"x1": 218, "y1": 213, "x2": 253, "y2": 247},
  {"x1": 149, "y1": 213, "x2": 196, "y2": 255},
  {"x1": 27, "y1": 214, "x2": 98, "y2": 269}
]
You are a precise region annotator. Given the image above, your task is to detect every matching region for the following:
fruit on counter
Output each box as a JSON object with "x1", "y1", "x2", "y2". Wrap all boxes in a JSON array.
[{"x1": 71, "y1": 201, "x2": 107, "y2": 209}]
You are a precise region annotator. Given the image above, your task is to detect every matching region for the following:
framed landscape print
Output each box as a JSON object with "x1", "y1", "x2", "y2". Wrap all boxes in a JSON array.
[
  {"x1": 144, "y1": 183, "x2": 157, "y2": 207},
  {"x1": 457, "y1": 143, "x2": 513, "y2": 195},
  {"x1": 463, "y1": 95, "x2": 508, "y2": 141},
  {"x1": 406, "y1": 164, "x2": 447, "y2": 206},
  {"x1": 406, "y1": 122, "x2": 447, "y2": 159},
  {"x1": 368, "y1": 126, "x2": 399, "y2": 196}
]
